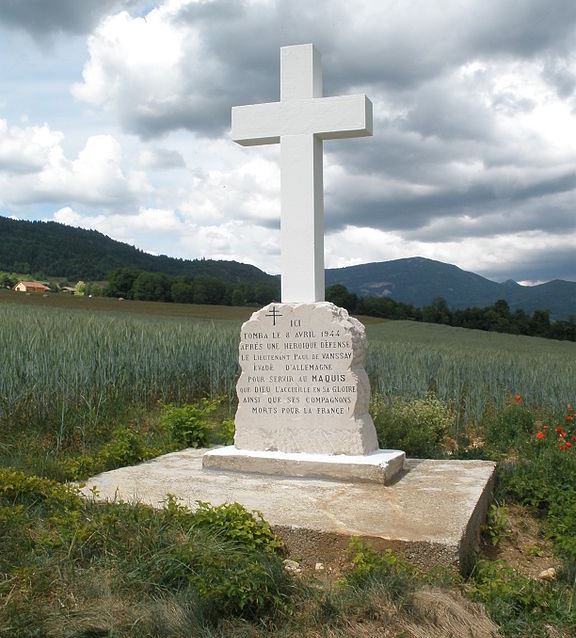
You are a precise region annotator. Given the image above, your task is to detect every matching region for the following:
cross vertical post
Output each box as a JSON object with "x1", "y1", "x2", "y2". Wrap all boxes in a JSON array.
[{"x1": 231, "y1": 44, "x2": 373, "y2": 303}]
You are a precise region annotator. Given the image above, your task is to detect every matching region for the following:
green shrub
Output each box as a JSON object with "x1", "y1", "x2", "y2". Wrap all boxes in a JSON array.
[
  {"x1": 160, "y1": 399, "x2": 219, "y2": 448},
  {"x1": 484, "y1": 504, "x2": 510, "y2": 548},
  {"x1": 218, "y1": 417, "x2": 236, "y2": 445},
  {"x1": 469, "y1": 559, "x2": 576, "y2": 637},
  {"x1": 371, "y1": 393, "x2": 453, "y2": 457},
  {"x1": 0, "y1": 470, "x2": 294, "y2": 628},
  {"x1": 485, "y1": 401, "x2": 535, "y2": 453},
  {"x1": 343, "y1": 539, "x2": 416, "y2": 602},
  {"x1": 57, "y1": 425, "x2": 161, "y2": 481},
  {"x1": 191, "y1": 500, "x2": 284, "y2": 554}
]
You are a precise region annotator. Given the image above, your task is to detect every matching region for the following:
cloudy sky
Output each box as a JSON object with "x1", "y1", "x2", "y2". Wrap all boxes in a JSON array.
[{"x1": 0, "y1": 0, "x2": 575, "y2": 283}]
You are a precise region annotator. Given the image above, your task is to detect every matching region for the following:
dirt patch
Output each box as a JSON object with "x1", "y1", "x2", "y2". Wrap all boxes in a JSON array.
[{"x1": 481, "y1": 503, "x2": 561, "y2": 579}]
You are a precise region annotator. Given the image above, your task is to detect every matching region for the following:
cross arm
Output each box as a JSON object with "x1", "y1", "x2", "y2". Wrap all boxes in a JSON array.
[{"x1": 231, "y1": 95, "x2": 373, "y2": 146}]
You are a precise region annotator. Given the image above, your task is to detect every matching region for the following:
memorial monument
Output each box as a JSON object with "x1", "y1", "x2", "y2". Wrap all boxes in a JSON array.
[
  {"x1": 81, "y1": 44, "x2": 496, "y2": 574},
  {"x1": 203, "y1": 44, "x2": 405, "y2": 483}
]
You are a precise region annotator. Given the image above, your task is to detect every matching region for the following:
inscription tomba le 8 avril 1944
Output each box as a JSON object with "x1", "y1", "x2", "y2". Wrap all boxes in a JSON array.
[{"x1": 238, "y1": 326, "x2": 357, "y2": 417}]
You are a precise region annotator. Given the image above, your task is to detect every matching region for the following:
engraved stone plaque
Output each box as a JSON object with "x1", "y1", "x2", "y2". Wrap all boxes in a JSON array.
[{"x1": 234, "y1": 302, "x2": 379, "y2": 455}]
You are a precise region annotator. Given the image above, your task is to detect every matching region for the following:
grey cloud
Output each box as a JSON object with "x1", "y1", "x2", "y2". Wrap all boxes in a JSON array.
[
  {"x1": 542, "y1": 56, "x2": 576, "y2": 99},
  {"x1": 400, "y1": 85, "x2": 497, "y2": 142},
  {"x1": 139, "y1": 148, "x2": 186, "y2": 170},
  {"x1": 100, "y1": 0, "x2": 576, "y2": 139},
  {"x1": 0, "y1": 0, "x2": 132, "y2": 38},
  {"x1": 402, "y1": 198, "x2": 576, "y2": 243},
  {"x1": 481, "y1": 248, "x2": 576, "y2": 283},
  {"x1": 468, "y1": 0, "x2": 576, "y2": 59},
  {"x1": 325, "y1": 169, "x2": 576, "y2": 234}
]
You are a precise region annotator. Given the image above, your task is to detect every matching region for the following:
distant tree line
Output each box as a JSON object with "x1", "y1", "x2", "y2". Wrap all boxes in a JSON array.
[
  {"x1": 326, "y1": 284, "x2": 576, "y2": 342},
  {"x1": 4, "y1": 265, "x2": 574, "y2": 341},
  {"x1": 103, "y1": 268, "x2": 280, "y2": 307}
]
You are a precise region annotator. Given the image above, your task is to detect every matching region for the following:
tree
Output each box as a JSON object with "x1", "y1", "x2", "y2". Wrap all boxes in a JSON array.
[
  {"x1": 529, "y1": 309, "x2": 551, "y2": 337},
  {"x1": 422, "y1": 298, "x2": 451, "y2": 324},
  {"x1": 326, "y1": 284, "x2": 358, "y2": 312},
  {"x1": 193, "y1": 275, "x2": 226, "y2": 305},
  {"x1": 171, "y1": 281, "x2": 195, "y2": 304},
  {"x1": 132, "y1": 272, "x2": 172, "y2": 302},
  {"x1": 104, "y1": 268, "x2": 141, "y2": 298}
]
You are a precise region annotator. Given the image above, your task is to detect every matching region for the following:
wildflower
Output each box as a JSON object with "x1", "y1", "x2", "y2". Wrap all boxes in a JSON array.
[
  {"x1": 568, "y1": 403, "x2": 573, "y2": 413},
  {"x1": 514, "y1": 393, "x2": 523, "y2": 404},
  {"x1": 555, "y1": 426, "x2": 565, "y2": 435},
  {"x1": 566, "y1": 415, "x2": 574, "y2": 424},
  {"x1": 571, "y1": 436, "x2": 576, "y2": 442},
  {"x1": 536, "y1": 431, "x2": 545, "y2": 440}
]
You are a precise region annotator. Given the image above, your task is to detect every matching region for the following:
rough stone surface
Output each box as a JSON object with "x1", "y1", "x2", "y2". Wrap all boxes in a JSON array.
[
  {"x1": 202, "y1": 447, "x2": 406, "y2": 484},
  {"x1": 234, "y1": 301, "x2": 378, "y2": 455},
  {"x1": 80, "y1": 450, "x2": 496, "y2": 574}
]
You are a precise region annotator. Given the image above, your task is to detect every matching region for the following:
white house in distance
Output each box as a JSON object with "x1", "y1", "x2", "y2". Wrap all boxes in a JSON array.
[{"x1": 13, "y1": 281, "x2": 50, "y2": 293}]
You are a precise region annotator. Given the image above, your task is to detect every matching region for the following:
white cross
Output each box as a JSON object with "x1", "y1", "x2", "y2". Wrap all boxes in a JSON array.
[{"x1": 231, "y1": 44, "x2": 373, "y2": 303}]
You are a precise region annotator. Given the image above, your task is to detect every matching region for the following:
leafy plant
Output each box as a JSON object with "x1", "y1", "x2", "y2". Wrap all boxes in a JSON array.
[
  {"x1": 469, "y1": 559, "x2": 576, "y2": 636},
  {"x1": 191, "y1": 500, "x2": 284, "y2": 554},
  {"x1": 343, "y1": 539, "x2": 416, "y2": 603},
  {"x1": 371, "y1": 393, "x2": 453, "y2": 457},
  {"x1": 160, "y1": 400, "x2": 218, "y2": 448},
  {"x1": 484, "y1": 503, "x2": 510, "y2": 547}
]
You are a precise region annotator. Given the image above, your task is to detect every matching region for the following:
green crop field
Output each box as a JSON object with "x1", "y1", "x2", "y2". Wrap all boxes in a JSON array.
[
  {"x1": 1, "y1": 293, "x2": 574, "y2": 441},
  {"x1": 366, "y1": 320, "x2": 576, "y2": 421}
]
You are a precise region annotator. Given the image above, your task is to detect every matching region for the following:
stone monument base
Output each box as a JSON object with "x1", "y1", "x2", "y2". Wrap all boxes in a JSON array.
[
  {"x1": 202, "y1": 446, "x2": 406, "y2": 484},
  {"x1": 79, "y1": 449, "x2": 496, "y2": 575}
]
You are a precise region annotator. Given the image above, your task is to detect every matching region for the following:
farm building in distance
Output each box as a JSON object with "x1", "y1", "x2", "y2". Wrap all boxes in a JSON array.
[{"x1": 14, "y1": 281, "x2": 50, "y2": 293}]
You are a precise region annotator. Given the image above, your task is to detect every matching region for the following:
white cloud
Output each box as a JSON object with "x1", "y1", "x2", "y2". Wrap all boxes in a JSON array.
[
  {"x1": 0, "y1": 120, "x2": 149, "y2": 208},
  {"x1": 72, "y1": 5, "x2": 205, "y2": 136},
  {"x1": 0, "y1": 118, "x2": 63, "y2": 174}
]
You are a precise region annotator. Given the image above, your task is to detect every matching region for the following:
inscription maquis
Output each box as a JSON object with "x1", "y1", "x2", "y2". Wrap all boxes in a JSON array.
[{"x1": 236, "y1": 306, "x2": 356, "y2": 420}]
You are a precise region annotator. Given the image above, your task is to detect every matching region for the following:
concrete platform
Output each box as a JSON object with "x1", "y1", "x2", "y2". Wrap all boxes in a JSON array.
[
  {"x1": 202, "y1": 446, "x2": 406, "y2": 484},
  {"x1": 79, "y1": 449, "x2": 496, "y2": 575}
]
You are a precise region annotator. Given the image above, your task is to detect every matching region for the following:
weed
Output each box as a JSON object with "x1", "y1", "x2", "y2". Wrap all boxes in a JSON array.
[
  {"x1": 469, "y1": 559, "x2": 576, "y2": 637},
  {"x1": 371, "y1": 393, "x2": 453, "y2": 457},
  {"x1": 343, "y1": 539, "x2": 417, "y2": 604},
  {"x1": 159, "y1": 400, "x2": 217, "y2": 448},
  {"x1": 484, "y1": 504, "x2": 510, "y2": 548}
]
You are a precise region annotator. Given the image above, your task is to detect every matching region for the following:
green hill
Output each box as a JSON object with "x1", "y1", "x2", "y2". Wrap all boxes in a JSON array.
[{"x1": 0, "y1": 215, "x2": 277, "y2": 286}]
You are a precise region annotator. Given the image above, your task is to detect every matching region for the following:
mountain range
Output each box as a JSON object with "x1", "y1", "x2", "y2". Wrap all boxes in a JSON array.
[
  {"x1": 326, "y1": 258, "x2": 576, "y2": 320},
  {"x1": 1, "y1": 215, "x2": 574, "y2": 319}
]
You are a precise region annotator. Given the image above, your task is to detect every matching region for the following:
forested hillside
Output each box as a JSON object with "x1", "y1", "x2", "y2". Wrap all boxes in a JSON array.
[{"x1": 0, "y1": 216, "x2": 276, "y2": 285}]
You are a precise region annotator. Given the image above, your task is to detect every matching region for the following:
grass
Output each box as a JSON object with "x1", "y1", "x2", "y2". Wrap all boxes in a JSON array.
[{"x1": 1, "y1": 293, "x2": 576, "y2": 636}]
